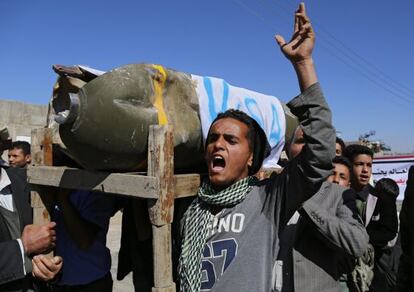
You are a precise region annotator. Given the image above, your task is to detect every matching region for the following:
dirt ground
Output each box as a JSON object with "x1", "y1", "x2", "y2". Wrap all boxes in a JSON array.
[{"x1": 107, "y1": 211, "x2": 134, "y2": 291}]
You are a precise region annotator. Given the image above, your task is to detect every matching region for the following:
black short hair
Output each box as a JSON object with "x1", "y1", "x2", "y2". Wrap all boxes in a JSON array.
[
  {"x1": 208, "y1": 109, "x2": 271, "y2": 175},
  {"x1": 11, "y1": 141, "x2": 31, "y2": 156},
  {"x1": 332, "y1": 155, "x2": 352, "y2": 173},
  {"x1": 336, "y1": 137, "x2": 346, "y2": 153},
  {"x1": 344, "y1": 144, "x2": 373, "y2": 163},
  {"x1": 374, "y1": 178, "x2": 399, "y2": 199}
]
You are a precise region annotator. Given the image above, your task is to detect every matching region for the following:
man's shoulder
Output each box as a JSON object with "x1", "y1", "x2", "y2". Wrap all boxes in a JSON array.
[
  {"x1": 355, "y1": 185, "x2": 373, "y2": 200},
  {"x1": 3, "y1": 168, "x2": 29, "y2": 196},
  {"x1": 260, "y1": 170, "x2": 285, "y2": 188},
  {"x1": 5, "y1": 167, "x2": 27, "y2": 184}
]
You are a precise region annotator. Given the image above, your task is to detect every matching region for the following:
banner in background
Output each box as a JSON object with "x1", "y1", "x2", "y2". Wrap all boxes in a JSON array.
[{"x1": 372, "y1": 156, "x2": 414, "y2": 201}]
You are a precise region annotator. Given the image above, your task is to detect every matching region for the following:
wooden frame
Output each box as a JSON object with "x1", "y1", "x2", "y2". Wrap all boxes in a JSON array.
[{"x1": 29, "y1": 125, "x2": 200, "y2": 291}]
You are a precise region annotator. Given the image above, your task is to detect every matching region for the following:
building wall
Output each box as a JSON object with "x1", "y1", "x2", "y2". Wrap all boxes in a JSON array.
[
  {"x1": 0, "y1": 99, "x2": 48, "y2": 140},
  {"x1": 0, "y1": 99, "x2": 48, "y2": 161}
]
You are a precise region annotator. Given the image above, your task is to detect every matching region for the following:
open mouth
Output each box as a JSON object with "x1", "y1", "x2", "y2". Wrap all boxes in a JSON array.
[{"x1": 212, "y1": 155, "x2": 226, "y2": 171}]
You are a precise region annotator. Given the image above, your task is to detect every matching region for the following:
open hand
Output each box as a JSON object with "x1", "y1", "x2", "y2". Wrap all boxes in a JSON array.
[{"x1": 275, "y1": 3, "x2": 315, "y2": 64}]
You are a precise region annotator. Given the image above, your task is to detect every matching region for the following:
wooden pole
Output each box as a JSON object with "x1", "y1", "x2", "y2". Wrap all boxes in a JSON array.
[
  {"x1": 148, "y1": 125, "x2": 176, "y2": 292},
  {"x1": 30, "y1": 128, "x2": 54, "y2": 258},
  {"x1": 30, "y1": 128, "x2": 54, "y2": 225}
]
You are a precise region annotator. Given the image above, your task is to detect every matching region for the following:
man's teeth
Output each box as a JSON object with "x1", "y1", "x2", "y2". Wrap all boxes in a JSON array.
[{"x1": 212, "y1": 155, "x2": 225, "y2": 168}]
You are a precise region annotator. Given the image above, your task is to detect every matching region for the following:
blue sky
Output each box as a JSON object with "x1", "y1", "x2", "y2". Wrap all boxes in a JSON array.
[{"x1": 1, "y1": 0, "x2": 413, "y2": 153}]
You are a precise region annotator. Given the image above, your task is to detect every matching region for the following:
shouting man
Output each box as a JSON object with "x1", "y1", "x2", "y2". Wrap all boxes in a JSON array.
[{"x1": 178, "y1": 3, "x2": 336, "y2": 291}]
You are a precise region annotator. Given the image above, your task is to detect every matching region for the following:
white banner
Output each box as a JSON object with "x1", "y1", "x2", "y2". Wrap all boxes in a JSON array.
[
  {"x1": 372, "y1": 156, "x2": 414, "y2": 200},
  {"x1": 192, "y1": 74, "x2": 286, "y2": 169}
]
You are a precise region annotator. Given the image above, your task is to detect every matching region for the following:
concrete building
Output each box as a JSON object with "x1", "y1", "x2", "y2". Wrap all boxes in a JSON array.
[
  {"x1": 0, "y1": 99, "x2": 48, "y2": 161},
  {"x1": 0, "y1": 99, "x2": 48, "y2": 141}
]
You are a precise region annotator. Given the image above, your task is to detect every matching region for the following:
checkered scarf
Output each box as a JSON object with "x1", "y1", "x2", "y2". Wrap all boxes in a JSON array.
[{"x1": 178, "y1": 176, "x2": 256, "y2": 291}]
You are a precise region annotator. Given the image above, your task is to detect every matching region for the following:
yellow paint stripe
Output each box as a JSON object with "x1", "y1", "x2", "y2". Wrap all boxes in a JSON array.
[{"x1": 152, "y1": 65, "x2": 168, "y2": 125}]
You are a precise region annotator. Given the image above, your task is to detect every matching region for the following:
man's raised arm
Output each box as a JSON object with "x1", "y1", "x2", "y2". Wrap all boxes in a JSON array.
[{"x1": 272, "y1": 3, "x2": 335, "y2": 222}]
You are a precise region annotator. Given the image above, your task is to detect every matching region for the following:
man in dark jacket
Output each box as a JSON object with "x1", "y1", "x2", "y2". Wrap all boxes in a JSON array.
[
  {"x1": 0, "y1": 166, "x2": 60, "y2": 291},
  {"x1": 344, "y1": 145, "x2": 399, "y2": 292},
  {"x1": 344, "y1": 145, "x2": 398, "y2": 248},
  {"x1": 397, "y1": 165, "x2": 414, "y2": 292}
]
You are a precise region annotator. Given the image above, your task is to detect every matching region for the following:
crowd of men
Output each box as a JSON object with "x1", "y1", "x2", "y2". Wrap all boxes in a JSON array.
[{"x1": 0, "y1": 3, "x2": 413, "y2": 292}]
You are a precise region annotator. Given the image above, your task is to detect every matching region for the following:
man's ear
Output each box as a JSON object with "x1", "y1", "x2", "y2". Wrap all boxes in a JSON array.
[
  {"x1": 25, "y1": 154, "x2": 31, "y2": 164},
  {"x1": 247, "y1": 153, "x2": 253, "y2": 168}
]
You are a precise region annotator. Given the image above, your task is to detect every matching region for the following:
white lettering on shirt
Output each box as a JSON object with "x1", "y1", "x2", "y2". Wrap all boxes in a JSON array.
[{"x1": 208, "y1": 213, "x2": 245, "y2": 236}]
